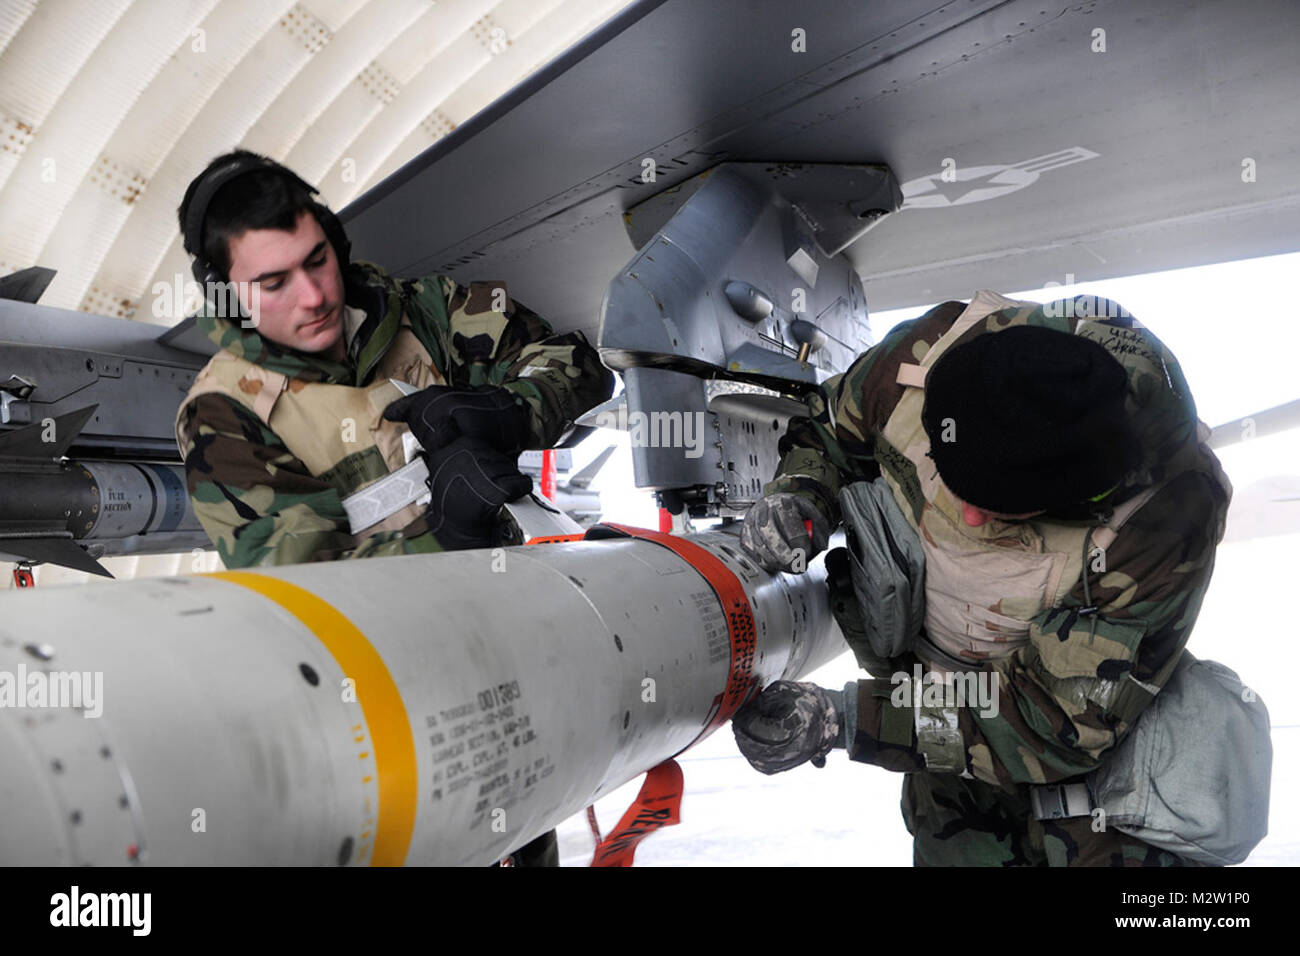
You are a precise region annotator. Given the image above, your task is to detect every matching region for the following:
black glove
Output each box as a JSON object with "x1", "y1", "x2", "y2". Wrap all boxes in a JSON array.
[
  {"x1": 383, "y1": 384, "x2": 533, "y2": 456},
  {"x1": 423, "y1": 436, "x2": 533, "y2": 550},
  {"x1": 732, "y1": 680, "x2": 845, "y2": 775},
  {"x1": 739, "y1": 493, "x2": 830, "y2": 573}
]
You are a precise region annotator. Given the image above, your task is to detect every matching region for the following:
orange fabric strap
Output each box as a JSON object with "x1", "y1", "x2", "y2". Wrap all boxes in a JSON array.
[{"x1": 589, "y1": 759, "x2": 684, "y2": 867}]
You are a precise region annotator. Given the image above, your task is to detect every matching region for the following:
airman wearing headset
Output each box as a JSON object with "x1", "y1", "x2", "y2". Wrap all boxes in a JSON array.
[{"x1": 175, "y1": 150, "x2": 614, "y2": 866}]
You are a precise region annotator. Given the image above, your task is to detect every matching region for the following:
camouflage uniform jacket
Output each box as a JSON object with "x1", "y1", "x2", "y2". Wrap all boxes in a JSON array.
[
  {"x1": 767, "y1": 295, "x2": 1232, "y2": 790},
  {"x1": 177, "y1": 261, "x2": 613, "y2": 568}
]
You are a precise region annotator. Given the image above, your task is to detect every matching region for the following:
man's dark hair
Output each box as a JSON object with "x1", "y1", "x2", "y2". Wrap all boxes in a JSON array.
[{"x1": 177, "y1": 149, "x2": 318, "y2": 279}]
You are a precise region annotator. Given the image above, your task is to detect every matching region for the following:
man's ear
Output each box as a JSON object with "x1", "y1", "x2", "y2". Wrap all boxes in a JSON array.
[{"x1": 959, "y1": 500, "x2": 990, "y2": 527}]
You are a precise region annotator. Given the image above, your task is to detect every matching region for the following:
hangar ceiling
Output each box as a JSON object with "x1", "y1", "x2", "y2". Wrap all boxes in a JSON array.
[{"x1": 0, "y1": 0, "x2": 632, "y2": 323}]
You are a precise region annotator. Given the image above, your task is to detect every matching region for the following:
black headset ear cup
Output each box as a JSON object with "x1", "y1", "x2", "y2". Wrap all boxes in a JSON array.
[
  {"x1": 190, "y1": 260, "x2": 247, "y2": 321},
  {"x1": 191, "y1": 256, "x2": 224, "y2": 293}
]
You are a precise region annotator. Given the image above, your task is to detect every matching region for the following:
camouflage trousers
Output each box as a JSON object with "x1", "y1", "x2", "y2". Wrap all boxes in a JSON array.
[{"x1": 900, "y1": 772, "x2": 1199, "y2": 867}]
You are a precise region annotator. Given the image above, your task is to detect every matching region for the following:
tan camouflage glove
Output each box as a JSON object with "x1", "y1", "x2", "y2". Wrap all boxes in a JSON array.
[
  {"x1": 739, "y1": 492, "x2": 830, "y2": 573},
  {"x1": 732, "y1": 681, "x2": 849, "y2": 774}
]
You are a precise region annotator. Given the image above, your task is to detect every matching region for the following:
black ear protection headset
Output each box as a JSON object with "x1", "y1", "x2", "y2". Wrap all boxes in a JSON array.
[{"x1": 181, "y1": 154, "x2": 351, "y2": 287}]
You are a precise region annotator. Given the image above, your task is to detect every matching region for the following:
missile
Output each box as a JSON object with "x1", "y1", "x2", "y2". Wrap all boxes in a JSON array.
[
  {"x1": 0, "y1": 525, "x2": 844, "y2": 866},
  {"x1": 0, "y1": 407, "x2": 207, "y2": 576}
]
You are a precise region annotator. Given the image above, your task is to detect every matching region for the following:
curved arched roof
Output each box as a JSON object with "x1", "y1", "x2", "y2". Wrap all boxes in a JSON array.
[{"x1": 0, "y1": 0, "x2": 633, "y2": 324}]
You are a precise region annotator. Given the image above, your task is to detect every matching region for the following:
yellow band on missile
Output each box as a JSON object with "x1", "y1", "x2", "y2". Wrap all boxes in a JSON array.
[{"x1": 209, "y1": 571, "x2": 417, "y2": 866}]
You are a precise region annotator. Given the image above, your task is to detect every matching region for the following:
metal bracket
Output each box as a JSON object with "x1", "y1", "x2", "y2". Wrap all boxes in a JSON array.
[
  {"x1": 597, "y1": 161, "x2": 899, "y2": 514},
  {"x1": 0, "y1": 374, "x2": 35, "y2": 425}
]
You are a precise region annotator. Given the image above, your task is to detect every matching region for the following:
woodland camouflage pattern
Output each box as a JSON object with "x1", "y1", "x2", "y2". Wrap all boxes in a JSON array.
[
  {"x1": 766, "y1": 297, "x2": 1232, "y2": 866},
  {"x1": 179, "y1": 260, "x2": 612, "y2": 568}
]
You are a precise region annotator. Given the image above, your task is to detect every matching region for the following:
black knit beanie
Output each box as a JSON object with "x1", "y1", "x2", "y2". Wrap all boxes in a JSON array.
[{"x1": 921, "y1": 325, "x2": 1135, "y2": 515}]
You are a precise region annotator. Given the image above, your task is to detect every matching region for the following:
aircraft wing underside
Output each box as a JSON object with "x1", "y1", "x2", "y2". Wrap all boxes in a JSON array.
[{"x1": 341, "y1": 0, "x2": 1300, "y2": 337}]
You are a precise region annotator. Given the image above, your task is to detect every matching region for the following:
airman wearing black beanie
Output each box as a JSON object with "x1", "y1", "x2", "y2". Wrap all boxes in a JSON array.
[{"x1": 920, "y1": 325, "x2": 1136, "y2": 515}]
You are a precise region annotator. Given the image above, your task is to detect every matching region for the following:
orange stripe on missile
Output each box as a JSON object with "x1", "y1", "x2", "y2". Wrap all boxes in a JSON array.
[
  {"x1": 595, "y1": 524, "x2": 758, "y2": 749},
  {"x1": 208, "y1": 572, "x2": 417, "y2": 867}
]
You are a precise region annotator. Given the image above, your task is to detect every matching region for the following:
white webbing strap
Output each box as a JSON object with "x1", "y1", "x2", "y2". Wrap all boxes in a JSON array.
[{"x1": 342, "y1": 457, "x2": 430, "y2": 534}]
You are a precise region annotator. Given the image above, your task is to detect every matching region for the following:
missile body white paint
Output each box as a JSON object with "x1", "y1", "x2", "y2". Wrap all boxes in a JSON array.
[{"x1": 0, "y1": 531, "x2": 843, "y2": 866}]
